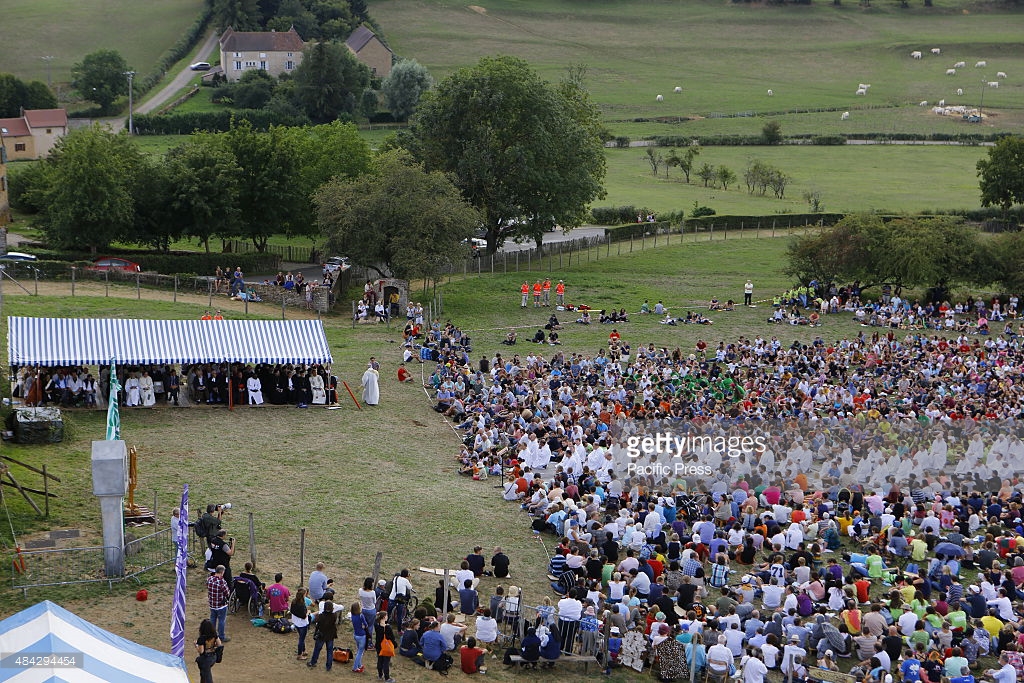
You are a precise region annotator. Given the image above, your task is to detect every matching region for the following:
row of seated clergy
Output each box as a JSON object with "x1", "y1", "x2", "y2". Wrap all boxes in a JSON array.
[{"x1": 185, "y1": 366, "x2": 338, "y2": 405}]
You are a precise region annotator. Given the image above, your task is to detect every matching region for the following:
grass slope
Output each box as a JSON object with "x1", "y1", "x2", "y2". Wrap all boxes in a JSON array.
[
  {"x1": 371, "y1": 0, "x2": 1024, "y2": 135},
  {"x1": 3, "y1": 0, "x2": 205, "y2": 87}
]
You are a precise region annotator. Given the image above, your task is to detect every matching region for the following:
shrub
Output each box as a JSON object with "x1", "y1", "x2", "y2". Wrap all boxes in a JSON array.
[
  {"x1": 132, "y1": 109, "x2": 310, "y2": 134},
  {"x1": 590, "y1": 206, "x2": 640, "y2": 225},
  {"x1": 812, "y1": 135, "x2": 845, "y2": 145},
  {"x1": 691, "y1": 205, "x2": 716, "y2": 218},
  {"x1": 614, "y1": 136, "x2": 631, "y2": 148}
]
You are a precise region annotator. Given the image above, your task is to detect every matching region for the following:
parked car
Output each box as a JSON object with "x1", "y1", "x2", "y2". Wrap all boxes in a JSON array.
[
  {"x1": 88, "y1": 257, "x2": 141, "y2": 273},
  {"x1": 189, "y1": 62, "x2": 211, "y2": 71},
  {"x1": 0, "y1": 252, "x2": 37, "y2": 262},
  {"x1": 322, "y1": 256, "x2": 351, "y2": 275}
]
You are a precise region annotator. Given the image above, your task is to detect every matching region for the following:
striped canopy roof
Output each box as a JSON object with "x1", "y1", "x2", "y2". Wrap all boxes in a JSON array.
[{"x1": 7, "y1": 317, "x2": 333, "y2": 367}]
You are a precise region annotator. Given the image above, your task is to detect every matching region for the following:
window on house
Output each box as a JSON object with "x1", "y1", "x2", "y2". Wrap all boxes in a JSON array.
[
  {"x1": 286, "y1": 61, "x2": 294, "y2": 70},
  {"x1": 259, "y1": 53, "x2": 267, "y2": 58},
  {"x1": 234, "y1": 61, "x2": 242, "y2": 71},
  {"x1": 46, "y1": 128, "x2": 52, "y2": 134},
  {"x1": 234, "y1": 52, "x2": 241, "y2": 58},
  {"x1": 260, "y1": 61, "x2": 267, "y2": 70},
  {"x1": 14, "y1": 143, "x2": 26, "y2": 152},
  {"x1": 245, "y1": 61, "x2": 257, "y2": 68},
  {"x1": 287, "y1": 52, "x2": 293, "y2": 57}
]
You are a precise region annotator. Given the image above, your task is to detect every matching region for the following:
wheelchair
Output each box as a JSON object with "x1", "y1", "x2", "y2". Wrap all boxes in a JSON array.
[{"x1": 227, "y1": 576, "x2": 264, "y2": 617}]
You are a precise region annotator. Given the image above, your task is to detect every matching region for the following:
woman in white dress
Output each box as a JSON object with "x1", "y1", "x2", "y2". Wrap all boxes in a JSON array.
[
  {"x1": 246, "y1": 374, "x2": 264, "y2": 405},
  {"x1": 125, "y1": 373, "x2": 141, "y2": 407},
  {"x1": 309, "y1": 372, "x2": 326, "y2": 405},
  {"x1": 360, "y1": 364, "x2": 379, "y2": 406},
  {"x1": 139, "y1": 371, "x2": 156, "y2": 407}
]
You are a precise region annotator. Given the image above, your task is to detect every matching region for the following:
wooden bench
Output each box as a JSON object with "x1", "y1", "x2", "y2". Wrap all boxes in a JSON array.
[
  {"x1": 507, "y1": 654, "x2": 600, "y2": 673},
  {"x1": 807, "y1": 669, "x2": 858, "y2": 683}
]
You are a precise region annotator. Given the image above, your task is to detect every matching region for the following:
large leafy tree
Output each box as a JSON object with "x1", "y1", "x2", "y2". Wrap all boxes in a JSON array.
[
  {"x1": 213, "y1": 0, "x2": 262, "y2": 30},
  {"x1": 32, "y1": 125, "x2": 142, "y2": 252},
  {"x1": 315, "y1": 149, "x2": 479, "y2": 280},
  {"x1": 71, "y1": 50, "x2": 130, "y2": 115},
  {"x1": 165, "y1": 136, "x2": 243, "y2": 253},
  {"x1": 411, "y1": 56, "x2": 606, "y2": 252},
  {"x1": 292, "y1": 41, "x2": 369, "y2": 123},
  {"x1": 129, "y1": 157, "x2": 180, "y2": 252},
  {"x1": 382, "y1": 59, "x2": 433, "y2": 121},
  {"x1": 977, "y1": 135, "x2": 1024, "y2": 214},
  {"x1": 0, "y1": 73, "x2": 57, "y2": 117},
  {"x1": 222, "y1": 120, "x2": 303, "y2": 251}
]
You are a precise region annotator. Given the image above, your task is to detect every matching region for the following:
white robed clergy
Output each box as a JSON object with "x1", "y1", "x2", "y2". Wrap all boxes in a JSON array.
[
  {"x1": 361, "y1": 364, "x2": 380, "y2": 405},
  {"x1": 125, "y1": 373, "x2": 141, "y2": 407},
  {"x1": 139, "y1": 372, "x2": 156, "y2": 407},
  {"x1": 247, "y1": 375, "x2": 264, "y2": 405},
  {"x1": 309, "y1": 372, "x2": 326, "y2": 405}
]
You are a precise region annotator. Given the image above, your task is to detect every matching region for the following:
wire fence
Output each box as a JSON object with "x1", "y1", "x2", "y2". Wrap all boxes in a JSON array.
[
  {"x1": 222, "y1": 240, "x2": 315, "y2": 264},
  {"x1": 10, "y1": 545, "x2": 118, "y2": 593}
]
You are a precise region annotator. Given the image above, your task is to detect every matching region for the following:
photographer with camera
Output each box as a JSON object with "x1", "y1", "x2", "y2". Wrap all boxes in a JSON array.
[
  {"x1": 206, "y1": 529, "x2": 236, "y2": 586},
  {"x1": 197, "y1": 504, "x2": 226, "y2": 542}
]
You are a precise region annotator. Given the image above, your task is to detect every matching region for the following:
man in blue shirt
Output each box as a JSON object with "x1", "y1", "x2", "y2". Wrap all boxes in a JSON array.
[
  {"x1": 900, "y1": 649, "x2": 921, "y2": 683},
  {"x1": 421, "y1": 621, "x2": 446, "y2": 668}
]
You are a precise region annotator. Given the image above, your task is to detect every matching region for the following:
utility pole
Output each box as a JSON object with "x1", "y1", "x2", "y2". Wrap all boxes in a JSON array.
[
  {"x1": 125, "y1": 71, "x2": 135, "y2": 135},
  {"x1": 41, "y1": 56, "x2": 54, "y2": 90}
]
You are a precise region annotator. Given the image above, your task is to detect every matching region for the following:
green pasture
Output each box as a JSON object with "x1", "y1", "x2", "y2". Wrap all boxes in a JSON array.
[
  {"x1": 167, "y1": 86, "x2": 222, "y2": 115},
  {"x1": 601, "y1": 143, "x2": 987, "y2": 214},
  {"x1": 371, "y1": 0, "x2": 1024, "y2": 135},
  {"x1": 2, "y1": 0, "x2": 206, "y2": 88}
]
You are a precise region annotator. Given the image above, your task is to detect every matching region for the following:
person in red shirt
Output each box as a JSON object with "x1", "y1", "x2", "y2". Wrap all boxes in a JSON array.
[
  {"x1": 397, "y1": 363, "x2": 412, "y2": 383},
  {"x1": 460, "y1": 637, "x2": 486, "y2": 674},
  {"x1": 520, "y1": 282, "x2": 529, "y2": 308},
  {"x1": 266, "y1": 573, "x2": 291, "y2": 617},
  {"x1": 609, "y1": 329, "x2": 621, "y2": 343},
  {"x1": 854, "y1": 576, "x2": 871, "y2": 604}
]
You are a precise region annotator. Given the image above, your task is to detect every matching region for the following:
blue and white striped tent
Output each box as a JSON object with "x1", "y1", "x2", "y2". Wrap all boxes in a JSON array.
[
  {"x1": 7, "y1": 317, "x2": 333, "y2": 367},
  {"x1": 0, "y1": 600, "x2": 189, "y2": 682}
]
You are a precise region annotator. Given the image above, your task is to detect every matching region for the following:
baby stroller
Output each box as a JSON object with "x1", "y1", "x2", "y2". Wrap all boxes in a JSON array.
[{"x1": 228, "y1": 576, "x2": 264, "y2": 617}]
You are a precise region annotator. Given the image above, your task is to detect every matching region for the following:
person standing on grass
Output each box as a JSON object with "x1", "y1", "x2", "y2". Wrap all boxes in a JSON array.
[
  {"x1": 542, "y1": 278, "x2": 552, "y2": 306},
  {"x1": 744, "y1": 280, "x2": 754, "y2": 306},
  {"x1": 533, "y1": 280, "x2": 543, "y2": 307},
  {"x1": 358, "y1": 577, "x2": 378, "y2": 646},
  {"x1": 195, "y1": 618, "x2": 221, "y2": 683},
  {"x1": 307, "y1": 601, "x2": 339, "y2": 670},
  {"x1": 520, "y1": 282, "x2": 529, "y2": 307},
  {"x1": 290, "y1": 588, "x2": 311, "y2": 660},
  {"x1": 556, "y1": 280, "x2": 565, "y2": 307},
  {"x1": 351, "y1": 601, "x2": 371, "y2": 673},
  {"x1": 375, "y1": 611, "x2": 398, "y2": 683},
  {"x1": 207, "y1": 565, "x2": 230, "y2": 643}
]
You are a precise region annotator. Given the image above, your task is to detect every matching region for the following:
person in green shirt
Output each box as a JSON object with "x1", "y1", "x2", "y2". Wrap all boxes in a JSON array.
[
  {"x1": 947, "y1": 607, "x2": 968, "y2": 631},
  {"x1": 866, "y1": 549, "x2": 888, "y2": 580}
]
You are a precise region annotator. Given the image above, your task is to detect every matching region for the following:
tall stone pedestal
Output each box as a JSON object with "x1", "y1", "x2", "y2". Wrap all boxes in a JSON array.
[{"x1": 91, "y1": 440, "x2": 127, "y2": 578}]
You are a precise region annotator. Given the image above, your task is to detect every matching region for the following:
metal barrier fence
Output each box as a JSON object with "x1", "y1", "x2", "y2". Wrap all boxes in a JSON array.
[
  {"x1": 493, "y1": 595, "x2": 608, "y2": 658},
  {"x1": 223, "y1": 240, "x2": 314, "y2": 264},
  {"x1": 11, "y1": 527, "x2": 180, "y2": 595}
]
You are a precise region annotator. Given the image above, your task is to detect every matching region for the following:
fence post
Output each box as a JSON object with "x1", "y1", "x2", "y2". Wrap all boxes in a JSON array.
[
  {"x1": 208, "y1": 280, "x2": 212, "y2": 307},
  {"x1": 756, "y1": 221, "x2": 760, "y2": 239},
  {"x1": 617, "y1": 238, "x2": 621, "y2": 256},
  {"x1": 244, "y1": 293, "x2": 249, "y2": 316},
  {"x1": 34, "y1": 268, "x2": 38, "y2": 296},
  {"x1": 630, "y1": 233, "x2": 633, "y2": 253},
  {"x1": 282, "y1": 295, "x2": 286, "y2": 320},
  {"x1": 174, "y1": 275, "x2": 178, "y2": 302},
  {"x1": 477, "y1": 256, "x2": 481, "y2": 274},
  {"x1": 772, "y1": 219, "x2": 776, "y2": 237},
  {"x1": 136, "y1": 273, "x2": 140, "y2": 299},
  {"x1": 503, "y1": 252, "x2": 507, "y2": 274},
  {"x1": 43, "y1": 465, "x2": 49, "y2": 517},
  {"x1": 607, "y1": 235, "x2": 611, "y2": 257},
  {"x1": 516, "y1": 251, "x2": 519, "y2": 272},
  {"x1": 105, "y1": 269, "x2": 109, "y2": 297},
  {"x1": 371, "y1": 551, "x2": 383, "y2": 584},
  {"x1": 71, "y1": 267, "x2": 75, "y2": 296},
  {"x1": 248, "y1": 512, "x2": 257, "y2": 569},
  {"x1": 299, "y1": 528, "x2": 305, "y2": 586},
  {"x1": 528, "y1": 250, "x2": 531, "y2": 271},
  {"x1": 559, "y1": 246, "x2": 562, "y2": 270},
  {"x1": 491, "y1": 254, "x2": 494, "y2": 274},
  {"x1": 654, "y1": 230, "x2": 657, "y2": 248}
]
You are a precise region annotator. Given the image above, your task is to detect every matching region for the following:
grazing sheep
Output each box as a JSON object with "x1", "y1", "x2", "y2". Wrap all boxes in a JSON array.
[
  {"x1": 858, "y1": 83, "x2": 871, "y2": 90},
  {"x1": 976, "y1": 61, "x2": 987, "y2": 68},
  {"x1": 767, "y1": 89, "x2": 774, "y2": 96},
  {"x1": 954, "y1": 61, "x2": 966, "y2": 68},
  {"x1": 946, "y1": 69, "x2": 957, "y2": 76},
  {"x1": 674, "y1": 86, "x2": 683, "y2": 93},
  {"x1": 956, "y1": 88, "x2": 963, "y2": 96},
  {"x1": 931, "y1": 48, "x2": 941, "y2": 55},
  {"x1": 911, "y1": 51, "x2": 922, "y2": 59},
  {"x1": 938, "y1": 99, "x2": 945, "y2": 107},
  {"x1": 997, "y1": 71, "x2": 1007, "y2": 79},
  {"x1": 841, "y1": 111, "x2": 850, "y2": 120},
  {"x1": 856, "y1": 88, "x2": 867, "y2": 95},
  {"x1": 656, "y1": 94, "x2": 664, "y2": 101},
  {"x1": 919, "y1": 100, "x2": 928, "y2": 106},
  {"x1": 988, "y1": 81, "x2": 1000, "y2": 88}
]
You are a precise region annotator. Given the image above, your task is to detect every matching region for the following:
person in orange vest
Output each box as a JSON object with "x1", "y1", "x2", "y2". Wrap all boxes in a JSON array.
[
  {"x1": 532, "y1": 281, "x2": 542, "y2": 308},
  {"x1": 200, "y1": 311, "x2": 213, "y2": 320},
  {"x1": 520, "y1": 282, "x2": 529, "y2": 308},
  {"x1": 542, "y1": 278, "x2": 551, "y2": 307},
  {"x1": 555, "y1": 280, "x2": 565, "y2": 307}
]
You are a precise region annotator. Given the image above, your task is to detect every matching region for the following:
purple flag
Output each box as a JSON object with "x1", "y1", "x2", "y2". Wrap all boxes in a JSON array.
[{"x1": 170, "y1": 484, "x2": 189, "y2": 658}]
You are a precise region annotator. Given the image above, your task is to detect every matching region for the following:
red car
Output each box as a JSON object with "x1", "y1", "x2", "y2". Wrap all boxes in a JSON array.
[{"x1": 89, "y1": 257, "x2": 141, "y2": 273}]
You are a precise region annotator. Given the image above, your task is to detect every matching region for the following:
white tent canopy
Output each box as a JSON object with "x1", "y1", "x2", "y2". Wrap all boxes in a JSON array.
[
  {"x1": 0, "y1": 600, "x2": 189, "y2": 682},
  {"x1": 7, "y1": 317, "x2": 333, "y2": 367}
]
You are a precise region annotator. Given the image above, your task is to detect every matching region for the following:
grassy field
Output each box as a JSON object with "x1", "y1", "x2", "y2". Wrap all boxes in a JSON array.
[
  {"x1": 601, "y1": 143, "x2": 988, "y2": 214},
  {"x1": 0, "y1": 235, "x2": 1001, "y2": 680},
  {"x1": 371, "y1": 0, "x2": 1024, "y2": 136},
  {"x1": 2, "y1": 0, "x2": 206, "y2": 88}
]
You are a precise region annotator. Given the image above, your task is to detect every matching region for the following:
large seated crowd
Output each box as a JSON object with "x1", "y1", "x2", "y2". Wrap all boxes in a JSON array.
[{"x1": 411, "y1": 311, "x2": 1024, "y2": 682}]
